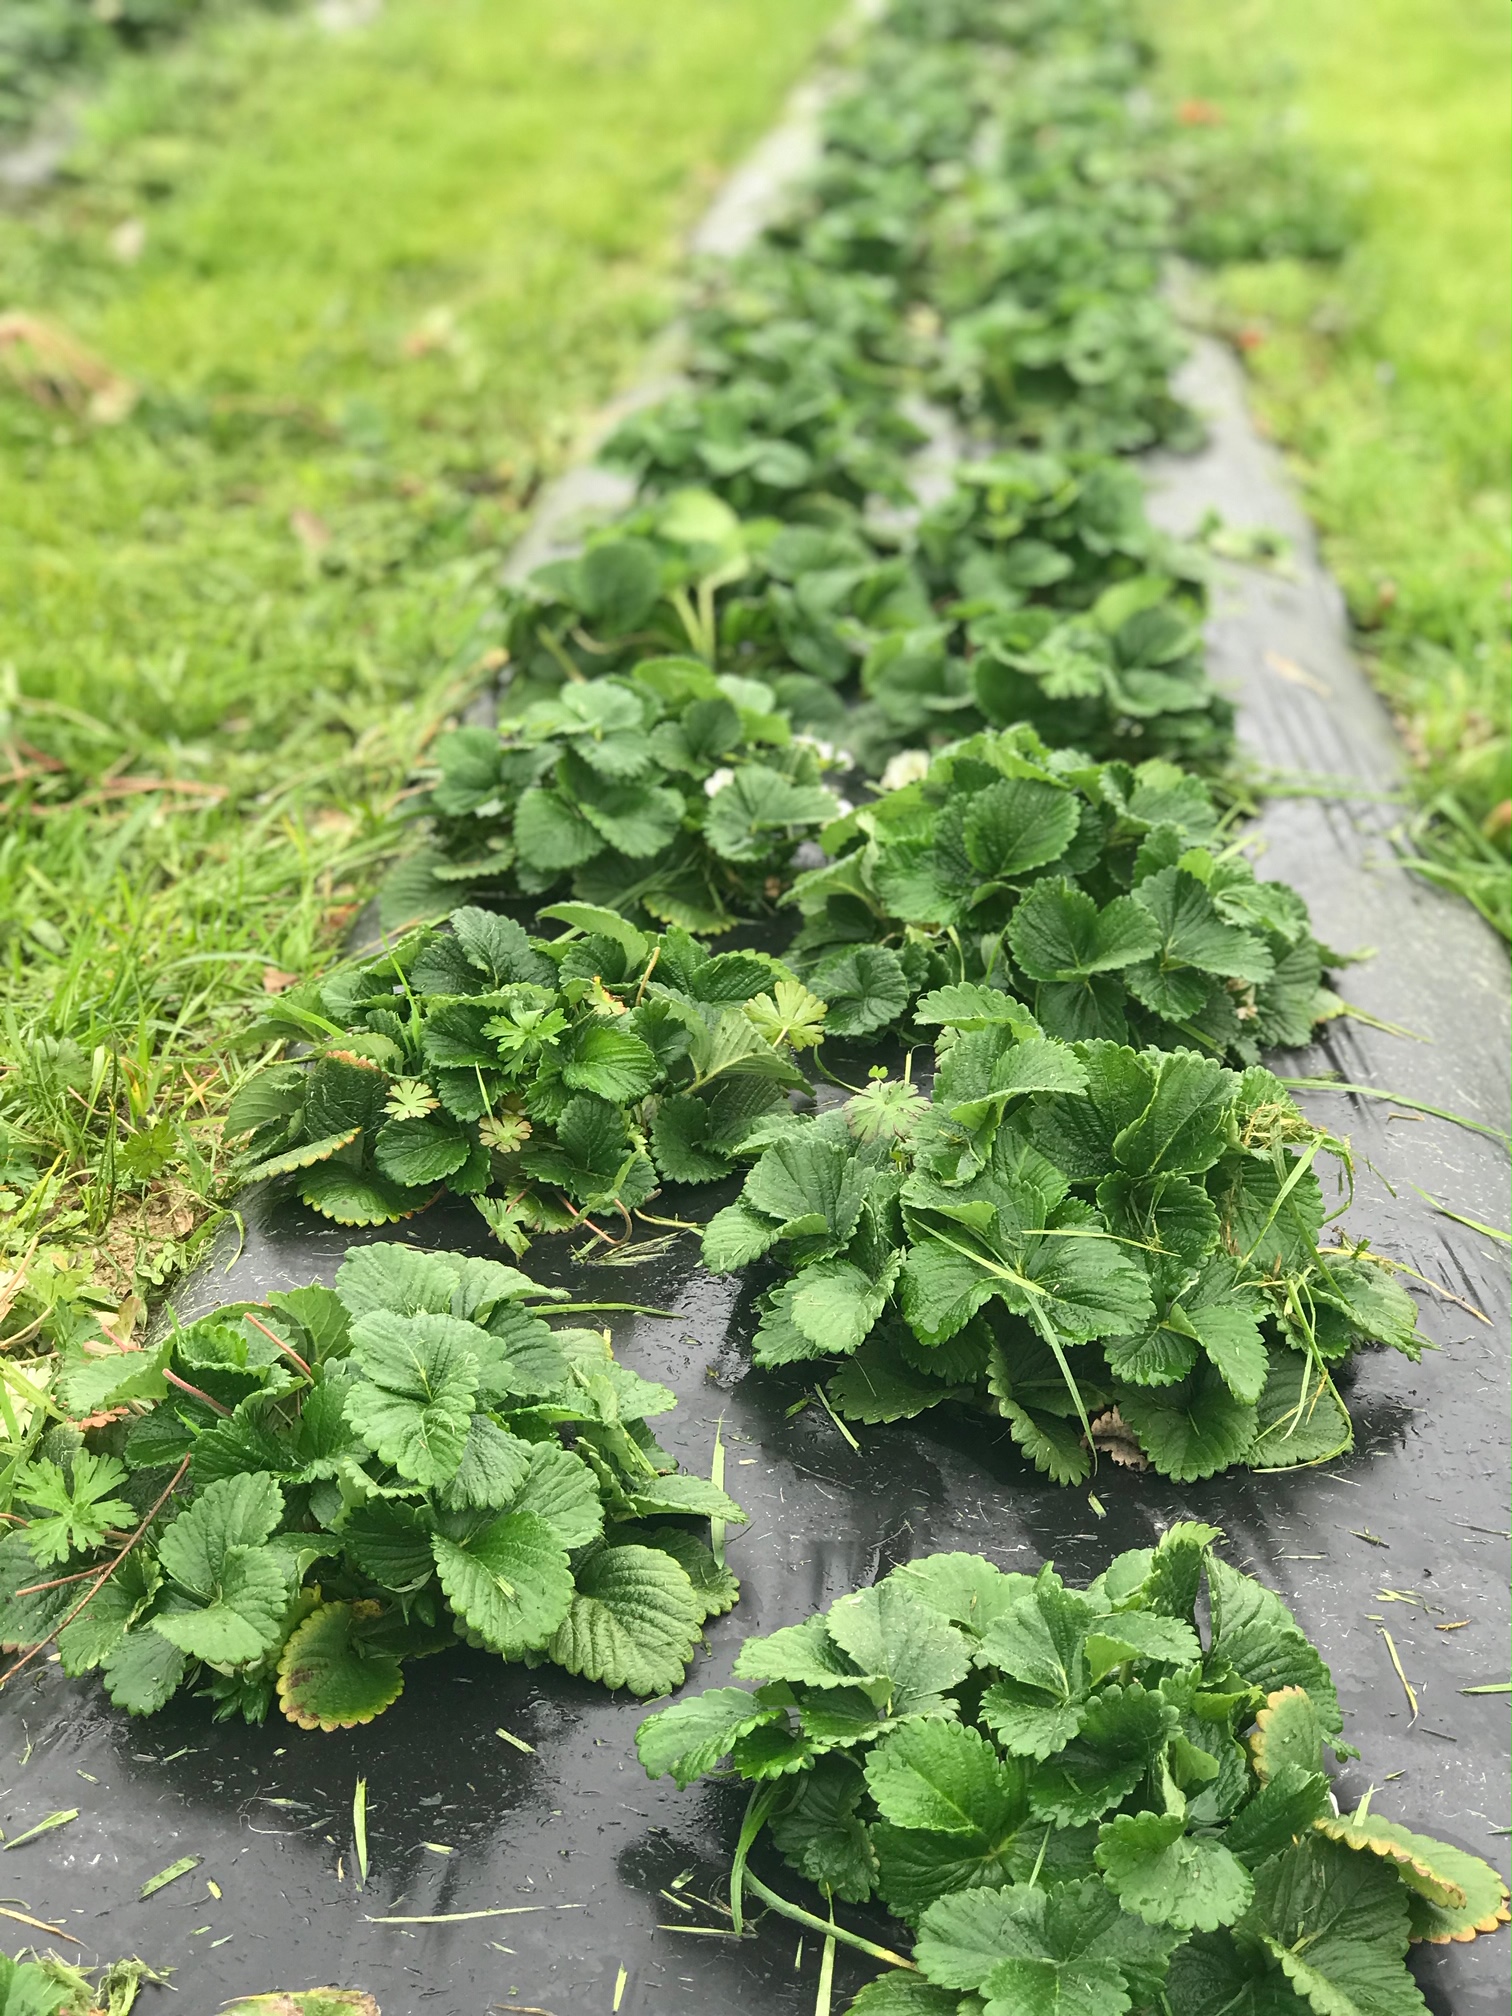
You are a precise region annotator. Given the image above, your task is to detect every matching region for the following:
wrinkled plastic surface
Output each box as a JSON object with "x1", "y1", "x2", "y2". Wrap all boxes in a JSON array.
[{"x1": 5, "y1": 365, "x2": 1506, "y2": 2016}]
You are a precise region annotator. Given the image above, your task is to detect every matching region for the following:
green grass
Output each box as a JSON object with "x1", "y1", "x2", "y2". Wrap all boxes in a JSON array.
[
  {"x1": 0, "y1": 0, "x2": 841, "y2": 1346},
  {"x1": 0, "y1": 0, "x2": 279, "y2": 138},
  {"x1": 1145, "y1": 0, "x2": 1511, "y2": 935}
]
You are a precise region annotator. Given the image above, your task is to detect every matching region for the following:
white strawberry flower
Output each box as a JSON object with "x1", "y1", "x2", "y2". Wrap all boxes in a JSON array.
[{"x1": 880, "y1": 748, "x2": 931, "y2": 792}]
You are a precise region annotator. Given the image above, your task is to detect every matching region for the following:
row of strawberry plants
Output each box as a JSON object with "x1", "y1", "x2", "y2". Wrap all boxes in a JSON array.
[
  {"x1": 0, "y1": 20, "x2": 1498, "y2": 2015},
  {"x1": 384, "y1": 0, "x2": 1290, "y2": 927},
  {"x1": 222, "y1": 0, "x2": 1406, "y2": 1484}
]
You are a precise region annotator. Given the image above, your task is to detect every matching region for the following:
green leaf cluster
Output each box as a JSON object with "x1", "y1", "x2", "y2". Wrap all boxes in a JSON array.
[
  {"x1": 702, "y1": 1011, "x2": 1420, "y2": 1481},
  {"x1": 382, "y1": 0, "x2": 1260, "y2": 877},
  {"x1": 786, "y1": 726, "x2": 1337, "y2": 1063},
  {"x1": 482, "y1": 467, "x2": 1227, "y2": 793},
  {"x1": 638, "y1": 1531, "x2": 1509, "y2": 2013},
  {"x1": 594, "y1": 0, "x2": 1338, "y2": 516},
  {"x1": 606, "y1": 8, "x2": 1199, "y2": 508},
  {"x1": 226, "y1": 904, "x2": 822, "y2": 1247},
  {"x1": 391, "y1": 649, "x2": 840, "y2": 934},
  {"x1": 5, "y1": 1245, "x2": 744, "y2": 1727}
]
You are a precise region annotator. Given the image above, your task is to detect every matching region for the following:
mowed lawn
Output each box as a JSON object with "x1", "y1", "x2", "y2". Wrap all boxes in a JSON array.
[
  {"x1": 0, "y1": 0, "x2": 840, "y2": 1344},
  {"x1": 1147, "y1": 0, "x2": 1511, "y2": 933}
]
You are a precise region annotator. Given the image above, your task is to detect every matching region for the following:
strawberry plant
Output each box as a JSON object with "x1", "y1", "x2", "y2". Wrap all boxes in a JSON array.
[
  {"x1": 903, "y1": 456, "x2": 1232, "y2": 767},
  {"x1": 0, "y1": 1244, "x2": 744, "y2": 1725},
  {"x1": 389, "y1": 655, "x2": 841, "y2": 933},
  {"x1": 413, "y1": 471, "x2": 1229, "y2": 913},
  {"x1": 786, "y1": 727, "x2": 1334, "y2": 1062},
  {"x1": 226, "y1": 905, "x2": 825, "y2": 1251},
  {"x1": 637, "y1": 1529, "x2": 1509, "y2": 2013},
  {"x1": 719, "y1": 464, "x2": 1228, "y2": 778},
  {"x1": 493, "y1": 489, "x2": 772, "y2": 702},
  {"x1": 603, "y1": 369, "x2": 925, "y2": 518},
  {"x1": 922, "y1": 46, "x2": 1199, "y2": 455},
  {"x1": 702, "y1": 1006, "x2": 1419, "y2": 1481}
]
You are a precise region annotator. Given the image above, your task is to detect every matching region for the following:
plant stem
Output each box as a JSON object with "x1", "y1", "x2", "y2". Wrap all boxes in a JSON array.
[
  {"x1": 633, "y1": 1210, "x2": 704, "y2": 1233},
  {"x1": 730, "y1": 1784, "x2": 777, "y2": 1935},
  {"x1": 164, "y1": 1368, "x2": 232, "y2": 1416},
  {"x1": 244, "y1": 1309, "x2": 314, "y2": 1377},
  {"x1": 14, "y1": 1560, "x2": 109, "y2": 1598},
  {"x1": 742, "y1": 1873, "x2": 917, "y2": 1971}
]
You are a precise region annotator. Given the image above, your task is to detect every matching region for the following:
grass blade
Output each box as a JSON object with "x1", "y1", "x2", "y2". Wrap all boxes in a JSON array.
[
  {"x1": 709, "y1": 1415, "x2": 727, "y2": 1572},
  {"x1": 1282, "y1": 1078, "x2": 1511, "y2": 1146},
  {"x1": 1378, "y1": 1628, "x2": 1419, "y2": 1726},
  {"x1": 140, "y1": 1853, "x2": 201, "y2": 1897},
  {"x1": 353, "y1": 1776, "x2": 368, "y2": 1889},
  {"x1": 365, "y1": 1906, "x2": 554, "y2": 1924},
  {"x1": 4, "y1": 1809, "x2": 78, "y2": 1851}
]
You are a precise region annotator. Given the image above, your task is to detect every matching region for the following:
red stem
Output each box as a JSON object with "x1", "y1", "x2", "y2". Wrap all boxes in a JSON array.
[
  {"x1": 242, "y1": 1310, "x2": 313, "y2": 1379},
  {"x1": 14, "y1": 1560, "x2": 103, "y2": 1598},
  {"x1": 164, "y1": 1368, "x2": 232, "y2": 1417}
]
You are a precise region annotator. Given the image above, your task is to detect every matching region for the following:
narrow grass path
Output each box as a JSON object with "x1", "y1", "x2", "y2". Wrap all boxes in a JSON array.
[
  {"x1": 1145, "y1": 0, "x2": 1511, "y2": 935},
  {"x1": 0, "y1": 0, "x2": 840, "y2": 1345}
]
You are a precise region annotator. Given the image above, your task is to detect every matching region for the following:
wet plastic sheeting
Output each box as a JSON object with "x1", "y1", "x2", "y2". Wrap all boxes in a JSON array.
[{"x1": 7, "y1": 381, "x2": 1507, "y2": 2015}]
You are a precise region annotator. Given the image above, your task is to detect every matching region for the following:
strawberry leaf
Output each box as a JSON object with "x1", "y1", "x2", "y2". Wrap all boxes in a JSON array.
[
  {"x1": 548, "y1": 1544, "x2": 703, "y2": 1696},
  {"x1": 151, "y1": 1546, "x2": 287, "y2": 1665},
  {"x1": 276, "y1": 1601, "x2": 405, "y2": 1731},
  {"x1": 1114, "y1": 1363, "x2": 1258, "y2": 1481},
  {"x1": 636, "y1": 1685, "x2": 782, "y2": 1789},
  {"x1": 431, "y1": 1510, "x2": 574, "y2": 1656},
  {"x1": 1096, "y1": 1809, "x2": 1255, "y2": 1931},
  {"x1": 101, "y1": 1627, "x2": 188, "y2": 1717},
  {"x1": 298, "y1": 1165, "x2": 431, "y2": 1226},
  {"x1": 1245, "y1": 1837, "x2": 1424, "y2": 2016},
  {"x1": 1208, "y1": 1557, "x2": 1342, "y2": 1739},
  {"x1": 343, "y1": 1311, "x2": 481, "y2": 1487}
]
